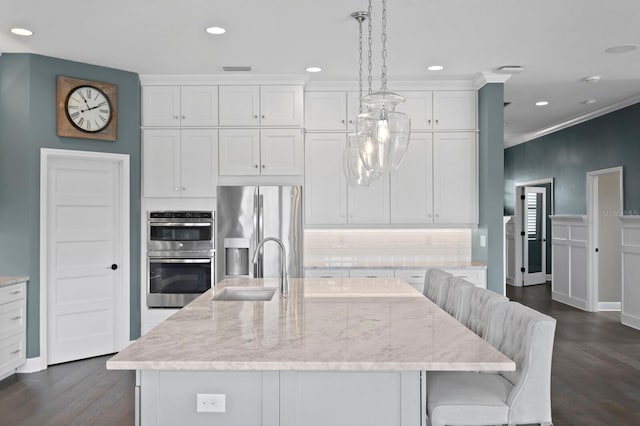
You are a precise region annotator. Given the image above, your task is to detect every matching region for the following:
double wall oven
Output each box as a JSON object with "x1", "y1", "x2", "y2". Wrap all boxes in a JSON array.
[{"x1": 147, "y1": 211, "x2": 214, "y2": 308}]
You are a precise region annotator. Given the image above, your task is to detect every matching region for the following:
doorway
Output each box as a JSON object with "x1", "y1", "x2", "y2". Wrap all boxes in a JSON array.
[
  {"x1": 587, "y1": 167, "x2": 623, "y2": 312},
  {"x1": 40, "y1": 149, "x2": 130, "y2": 366},
  {"x1": 513, "y1": 178, "x2": 554, "y2": 287}
]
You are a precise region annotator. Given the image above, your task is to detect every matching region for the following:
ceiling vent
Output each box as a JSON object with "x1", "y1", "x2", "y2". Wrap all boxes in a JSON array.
[
  {"x1": 497, "y1": 65, "x2": 524, "y2": 73},
  {"x1": 222, "y1": 66, "x2": 252, "y2": 72}
]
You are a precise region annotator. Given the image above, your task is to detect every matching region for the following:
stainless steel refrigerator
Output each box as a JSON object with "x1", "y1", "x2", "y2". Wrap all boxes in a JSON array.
[{"x1": 216, "y1": 186, "x2": 303, "y2": 283}]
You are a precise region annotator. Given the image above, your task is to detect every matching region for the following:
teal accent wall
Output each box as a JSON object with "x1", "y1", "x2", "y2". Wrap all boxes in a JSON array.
[
  {"x1": 473, "y1": 83, "x2": 505, "y2": 294},
  {"x1": 504, "y1": 102, "x2": 640, "y2": 216},
  {"x1": 0, "y1": 53, "x2": 141, "y2": 358}
]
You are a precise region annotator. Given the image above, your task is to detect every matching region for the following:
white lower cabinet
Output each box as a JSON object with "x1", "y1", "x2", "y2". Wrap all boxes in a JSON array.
[
  {"x1": 348, "y1": 269, "x2": 395, "y2": 278},
  {"x1": 304, "y1": 133, "x2": 390, "y2": 226},
  {"x1": 394, "y1": 269, "x2": 428, "y2": 293},
  {"x1": 441, "y1": 268, "x2": 487, "y2": 288},
  {"x1": 304, "y1": 269, "x2": 350, "y2": 278},
  {"x1": 219, "y1": 128, "x2": 303, "y2": 176},
  {"x1": 143, "y1": 129, "x2": 218, "y2": 197},
  {"x1": 0, "y1": 281, "x2": 27, "y2": 381}
]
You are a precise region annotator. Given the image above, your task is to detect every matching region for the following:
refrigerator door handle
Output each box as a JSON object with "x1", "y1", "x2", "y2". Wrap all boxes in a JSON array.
[{"x1": 258, "y1": 193, "x2": 264, "y2": 278}]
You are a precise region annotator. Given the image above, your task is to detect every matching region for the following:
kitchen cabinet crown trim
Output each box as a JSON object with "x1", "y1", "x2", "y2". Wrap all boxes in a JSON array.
[{"x1": 140, "y1": 75, "x2": 308, "y2": 86}]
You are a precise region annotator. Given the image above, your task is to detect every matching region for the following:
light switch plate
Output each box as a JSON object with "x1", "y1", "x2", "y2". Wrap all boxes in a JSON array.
[
  {"x1": 480, "y1": 235, "x2": 487, "y2": 247},
  {"x1": 197, "y1": 393, "x2": 226, "y2": 413}
]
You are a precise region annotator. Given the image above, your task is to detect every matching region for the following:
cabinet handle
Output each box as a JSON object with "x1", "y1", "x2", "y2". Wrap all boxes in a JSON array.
[
  {"x1": 11, "y1": 316, "x2": 21, "y2": 321},
  {"x1": 320, "y1": 276, "x2": 332, "y2": 278},
  {"x1": 254, "y1": 115, "x2": 258, "y2": 119},
  {"x1": 428, "y1": 119, "x2": 432, "y2": 124},
  {"x1": 348, "y1": 120, "x2": 353, "y2": 124},
  {"x1": 341, "y1": 120, "x2": 345, "y2": 124},
  {"x1": 182, "y1": 187, "x2": 186, "y2": 191},
  {"x1": 435, "y1": 119, "x2": 439, "y2": 125},
  {"x1": 181, "y1": 115, "x2": 186, "y2": 119},
  {"x1": 411, "y1": 275, "x2": 422, "y2": 278},
  {"x1": 366, "y1": 276, "x2": 376, "y2": 278},
  {"x1": 254, "y1": 165, "x2": 259, "y2": 168},
  {"x1": 261, "y1": 115, "x2": 265, "y2": 119},
  {"x1": 262, "y1": 165, "x2": 266, "y2": 169},
  {"x1": 174, "y1": 115, "x2": 179, "y2": 120},
  {"x1": 435, "y1": 214, "x2": 439, "y2": 218},
  {"x1": 10, "y1": 291, "x2": 21, "y2": 295},
  {"x1": 10, "y1": 350, "x2": 20, "y2": 355}
]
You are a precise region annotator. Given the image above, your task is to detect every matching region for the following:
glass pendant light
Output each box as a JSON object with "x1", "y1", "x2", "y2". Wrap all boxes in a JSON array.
[
  {"x1": 343, "y1": 10, "x2": 378, "y2": 186},
  {"x1": 358, "y1": 0, "x2": 411, "y2": 172}
]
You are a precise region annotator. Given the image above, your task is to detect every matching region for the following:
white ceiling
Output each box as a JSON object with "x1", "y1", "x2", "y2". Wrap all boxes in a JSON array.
[{"x1": 2, "y1": 0, "x2": 640, "y2": 146}]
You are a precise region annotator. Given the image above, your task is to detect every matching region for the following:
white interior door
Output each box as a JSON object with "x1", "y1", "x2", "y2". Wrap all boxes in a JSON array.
[
  {"x1": 523, "y1": 186, "x2": 547, "y2": 286},
  {"x1": 46, "y1": 155, "x2": 122, "y2": 365}
]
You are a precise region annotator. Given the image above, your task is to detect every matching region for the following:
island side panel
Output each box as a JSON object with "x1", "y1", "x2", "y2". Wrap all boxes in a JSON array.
[{"x1": 280, "y1": 371, "x2": 421, "y2": 426}]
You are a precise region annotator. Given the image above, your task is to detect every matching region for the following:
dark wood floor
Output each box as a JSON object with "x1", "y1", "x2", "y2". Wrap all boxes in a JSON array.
[
  {"x1": 1, "y1": 283, "x2": 639, "y2": 425},
  {"x1": 508, "y1": 283, "x2": 640, "y2": 426}
]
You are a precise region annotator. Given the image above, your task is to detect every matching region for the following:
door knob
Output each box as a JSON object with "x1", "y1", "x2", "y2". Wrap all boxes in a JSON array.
[{"x1": 110, "y1": 264, "x2": 118, "y2": 270}]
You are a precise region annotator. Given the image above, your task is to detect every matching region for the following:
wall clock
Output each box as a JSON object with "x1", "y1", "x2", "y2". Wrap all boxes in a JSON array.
[{"x1": 57, "y1": 76, "x2": 117, "y2": 141}]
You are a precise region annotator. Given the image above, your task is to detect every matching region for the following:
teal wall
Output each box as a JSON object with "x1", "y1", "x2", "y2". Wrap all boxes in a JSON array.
[
  {"x1": 504, "y1": 102, "x2": 640, "y2": 216},
  {"x1": 0, "y1": 53, "x2": 141, "y2": 358},
  {"x1": 472, "y1": 83, "x2": 505, "y2": 294}
]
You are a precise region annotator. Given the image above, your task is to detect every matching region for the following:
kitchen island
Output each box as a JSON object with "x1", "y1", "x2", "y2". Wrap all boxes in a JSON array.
[{"x1": 108, "y1": 277, "x2": 513, "y2": 426}]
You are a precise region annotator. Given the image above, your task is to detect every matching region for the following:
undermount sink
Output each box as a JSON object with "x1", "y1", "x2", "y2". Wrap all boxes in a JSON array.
[{"x1": 213, "y1": 287, "x2": 276, "y2": 301}]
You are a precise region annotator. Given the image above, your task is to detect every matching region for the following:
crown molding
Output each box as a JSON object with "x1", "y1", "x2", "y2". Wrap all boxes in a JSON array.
[
  {"x1": 473, "y1": 72, "x2": 511, "y2": 89},
  {"x1": 505, "y1": 93, "x2": 640, "y2": 148},
  {"x1": 139, "y1": 74, "x2": 309, "y2": 86},
  {"x1": 304, "y1": 79, "x2": 477, "y2": 91}
]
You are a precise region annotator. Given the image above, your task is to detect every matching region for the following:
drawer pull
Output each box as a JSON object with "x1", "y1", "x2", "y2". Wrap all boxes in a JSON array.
[
  {"x1": 320, "y1": 276, "x2": 332, "y2": 278},
  {"x1": 411, "y1": 275, "x2": 423, "y2": 278},
  {"x1": 366, "y1": 276, "x2": 376, "y2": 278},
  {"x1": 11, "y1": 316, "x2": 22, "y2": 321},
  {"x1": 10, "y1": 291, "x2": 21, "y2": 295},
  {"x1": 10, "y1": 349, "x2": 21, "y2": 355}
]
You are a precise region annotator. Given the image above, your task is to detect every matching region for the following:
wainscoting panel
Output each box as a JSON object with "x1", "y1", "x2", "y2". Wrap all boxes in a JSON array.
[
  {"x1": 550, "y1": 216, "x2": 588, "y2": 310},
  {"x1": 620, "y1": 216, "x2": 640, "y2": 330}
]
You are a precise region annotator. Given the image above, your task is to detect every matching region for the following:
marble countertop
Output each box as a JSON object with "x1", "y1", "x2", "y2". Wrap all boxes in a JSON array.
[
  {"x1": 304, "y1": 259, "x2": 487, "y2": 269},
  {"x1": 107, "y1": 277, "x2": 512, "y2": 372},
  {"x1": 0, "y1": 276, "x2": 29, "y2": 288}
]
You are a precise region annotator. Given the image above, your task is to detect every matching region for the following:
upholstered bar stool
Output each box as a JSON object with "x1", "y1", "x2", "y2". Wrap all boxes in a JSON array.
[
  {"x1": 441, "y1": 277, "x2": 474, "y2": 318},
  {"x1": 456, "y1": 286, "x2": 508, "y2": 339},
  {"x1": 423, "y1": 269, "x2": 453, "y2": 306},
  {"x1": 427, "y1": 302, "x2": 556, "y2": 426}
]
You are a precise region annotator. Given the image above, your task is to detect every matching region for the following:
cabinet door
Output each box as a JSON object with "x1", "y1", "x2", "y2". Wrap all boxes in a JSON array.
[
  {"x1": 395, "y1": 91, "x2": 434, "y2": 130},
  {"x1": 305, "y1": 92, "x2": 347, "y2": 131},
  {"x1": 346, "y1": 91, "x2": 361, "y2": 132},
  {"x1": 143, "y1": 129, "x2": 181, "y2": 197},
  {"x1": 390, "y1": 133, "x2": 433, "y2": 223},
  {"x1": 433, "y1": 132, "x2": 477, "y2": 224},
  {"x1": 142, "y1": 86, "x2": 181, "y2": 127},
  {"x1": 433, "y1": 91, "x2": 476, "y2": 130},
  {"x1": 260, "y1": 85, "x2": 303, "y2": 126},
  {"x1": 260, "y1": 129, "x2": 303, "y2": 175},
  {"x1": 304, "y1": 133, "x2": 347, "y2": 225},
  {"x1": 180, "y1": 86, "x2": 218, "y2": 126},
  {"x1": 348, "y1": 174, "x2": 391, "y2": 224},
  {"x1": 219, "y1": 86, "x2": 260, "y2": 126},
  {"x1": 180, "y1": 129, "x2": 218, "y2": 197},
  {"x1": 219, "y1": 129, "x2": 261, "y2": 175}
]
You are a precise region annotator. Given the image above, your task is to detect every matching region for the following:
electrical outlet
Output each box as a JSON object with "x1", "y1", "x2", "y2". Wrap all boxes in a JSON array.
[
  {"x1": 197, "y1": 393, "x2": 226, "y2": 413},
  {"x1": 424, "y1": 235, "x2": 432, "y2": 245}
]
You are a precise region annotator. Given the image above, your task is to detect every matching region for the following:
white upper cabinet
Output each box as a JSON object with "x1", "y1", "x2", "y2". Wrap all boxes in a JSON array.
[
  {"x1": 219, "y1": 85, "x2": 303, "y2": 126},
  {"x1": 143, "y1": 129, "x2": 218, "y2": 197},
  {"x1": 304, "y1": 92, "x2": 347, "y2": 130},
  {"x1": 433, "y1": 91, "x2": 476, "y2": 130},
  {"x1": 304, "y1": 133, "x2": 347, "y2": 225},
  {"x1": 346, "y1": 91, "x2": 361, "y2": 132},
  {"x1": 390, "y1": 133, "x2": 434, "y2": 223},
  {"x1": 347, "y1": 174, "x2": 390, "y2": 224},
  {"x1": 219, "y1": 128, "x2": 303, "y2": 176},
  {"x1": 142, "y1": 86, "x2": 218, "y2": 127},
  {"x1": 433, "y1": 132, "x2": 477, "y2": 224},
  {"x1": 395, "y1": 92, "x2": 434, "y2": 130},
  {"x1": 260, "y1": 85, "x2": 303, "y2": 126},
  {"x1": 218, "y1": 86, "x2": 261, "y2": 126}
]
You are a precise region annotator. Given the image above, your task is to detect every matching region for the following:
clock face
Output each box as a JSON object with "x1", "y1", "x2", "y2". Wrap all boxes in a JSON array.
[{"x1": 65, "y1": 85, "x2": 112, "y2": 133}]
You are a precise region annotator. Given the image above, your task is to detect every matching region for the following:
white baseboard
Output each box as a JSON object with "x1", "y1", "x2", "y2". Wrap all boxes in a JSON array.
[
  {"x1": 505, "y1": 277, "x2": 514, "y2": 285},
  {"x1": 621, "y1": 312, "x2": 640, "y2": 331},
  {"x1": 598, "y1": 302, "x2": 621, "y2": 312},
  {"x1": 552, "y1": 291, "x2": 588, "y2": 311},
  {"x1": 17, "y1": 356, "x2": 47, "y2": 373}
]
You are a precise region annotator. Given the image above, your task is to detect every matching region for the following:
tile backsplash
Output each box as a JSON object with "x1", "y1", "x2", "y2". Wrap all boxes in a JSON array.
[{"x1": 304, "y1": 229, "x2": 472, "y2": 263}]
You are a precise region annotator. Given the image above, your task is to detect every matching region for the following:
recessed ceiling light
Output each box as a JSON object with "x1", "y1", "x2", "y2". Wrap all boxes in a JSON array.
[
  {"x1": 582, "y1": 75, "x2": 601, "y2": 83},
  {"x1": 427, "y1": 65, "x2": 444, "y2": 71},
  {"x1": 535, "y1": 101, "x2": 549, "y2": 106},
  {"x1": 205, "y1": 26, "x2": 226, "y2": 35},
  {"x1": 582, "y1": 99, "x2": 597, "y2": 105},
  {"x1": 306, "y1": 67, "x2": 322, "y2": 73},
  {"x1": 605, "y1": 44, "x2": 638, "y2": 54},
  {"x1": 10, "y1": 28, "x2": 33, "y2": 36}
]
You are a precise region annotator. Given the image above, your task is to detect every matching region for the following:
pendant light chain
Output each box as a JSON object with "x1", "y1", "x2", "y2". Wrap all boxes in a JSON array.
[
  {"x1": 367, "y1": 0, "x2": 373, "y2": 95},
  {"x1": 358, "y1": 16, "x2": 364, "y2": 114},
  {"x1": 381, "y1": 0, "x2": 388, "y2": 91}
]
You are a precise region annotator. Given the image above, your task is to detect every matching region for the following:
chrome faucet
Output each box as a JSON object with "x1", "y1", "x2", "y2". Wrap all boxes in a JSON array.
[{"x1": 252, "y1": 237, "x2": 289, "y2": 297}]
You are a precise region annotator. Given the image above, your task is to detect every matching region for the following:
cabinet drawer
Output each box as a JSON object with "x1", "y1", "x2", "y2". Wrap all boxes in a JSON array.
[
  {"x1": 348, "y1": 269, "x2": 395, "y2": 278},
  {"x1": 394, "y1": 269, "x2": 427, "y2": 284},
  {"x1": 441, "y1": 268, "x2": 487, "y2": 288},
  {"x1": 0, "y1": 282, "x2": 26, "y2": 306},
  {"x1": 0, "y1": 332, "x2": 26, "y2": 377},
  {"x1": 304, "y1": 269, "x2": 349, "y2": 279},
  {"x1": 0, "y1": 299, "x2": 26, "y2": 340}
]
